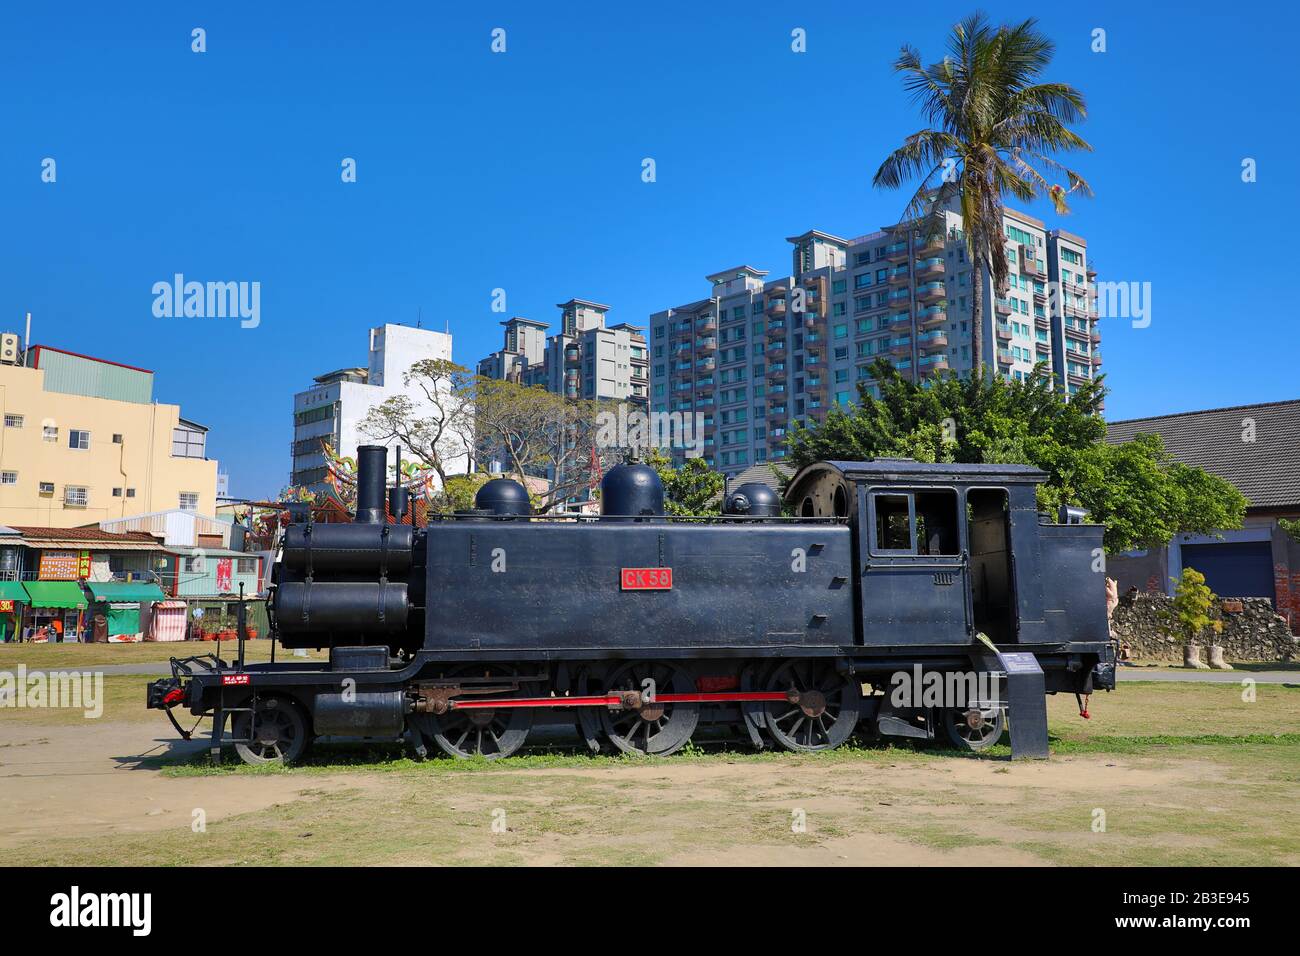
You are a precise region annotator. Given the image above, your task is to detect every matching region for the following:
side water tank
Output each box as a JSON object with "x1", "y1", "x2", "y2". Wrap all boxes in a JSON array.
[
  {"x1": 475, "y1": 478, "x2": 533, "y2": 517},
  {"x1": 601, "y1": 462, "x2": 664, "y2": 521},
  {"x1": 723, "y1": 482, "x2": 782, "y2": 518}
]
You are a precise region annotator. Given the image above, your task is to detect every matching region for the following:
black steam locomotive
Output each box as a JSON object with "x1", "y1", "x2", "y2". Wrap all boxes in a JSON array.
[{"x1": 147, "y1": 444, "x2": 1116, "y2": 764}]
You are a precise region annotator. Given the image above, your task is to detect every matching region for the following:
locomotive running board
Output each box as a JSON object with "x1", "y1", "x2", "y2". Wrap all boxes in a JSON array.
[{"x1": 971, "y1": 636, "x2": 1050, "y2": 760}]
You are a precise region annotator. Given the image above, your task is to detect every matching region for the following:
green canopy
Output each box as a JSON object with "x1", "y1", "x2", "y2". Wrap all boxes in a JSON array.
[
  {"x1": 22, "y1": 581, "x2": 88, "y2": 609},
  {"x1": 85, "y1": 581, "x2": 166, "y2": 603},
  {"x1": 0, "y1": 581, "x2": 27, "y2": 602}
]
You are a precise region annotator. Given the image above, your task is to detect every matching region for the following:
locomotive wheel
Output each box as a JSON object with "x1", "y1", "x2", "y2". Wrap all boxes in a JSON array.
[
  {"x1": 232, "y1": 695, "x2": 310, "y2": 766},
  {"x1": 599, "y1": 661, "x2": 700, "y2": 757},
  {"x1": 763, "y1": 660, "x2": 862, "y2": 752},
  {"x1": 942, "y1": 706, "x2": 1005, "y2": 752},
  {"x1": 417, "y1": 665, "x2": 533, "y2": 760}
]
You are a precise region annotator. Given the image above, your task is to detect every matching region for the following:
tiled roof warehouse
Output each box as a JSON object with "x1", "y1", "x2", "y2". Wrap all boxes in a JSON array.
[{"x1": 1106, "y1": 399, "x2": 1300, "y2": 511}]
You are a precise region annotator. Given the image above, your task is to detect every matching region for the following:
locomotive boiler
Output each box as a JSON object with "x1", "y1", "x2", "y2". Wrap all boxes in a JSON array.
[{"x1": 148, "y1": 444, "x2": 1116, "y2": 764}]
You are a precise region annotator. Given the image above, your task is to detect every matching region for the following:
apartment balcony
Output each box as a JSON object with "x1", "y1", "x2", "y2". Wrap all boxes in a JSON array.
[
  {"x1": 1091, "y1": 351, "x2": 1102, "y2": 367},
  {"x1": 996, "y1": 348, "x2": 1014, "y2": 367},
  {"x1": 917, "y1": 307, "x2": 946, "y2": 329},
  {"x1": 919, "y1": 354, "x2": 950, "y2": 377},
  {"x1": 1035, "y1": 314, "x2": 1049, "y2": 331},
  {"x1": 805, "y1": 380, "x2": 827, "y2": 396},
  {"x1": 889, "y1": 337, "x2": 912, "y2": 356},
  {"x1": 914, "y1": 235, "x2": 945, "y2": 257},
  {"x1": 564, "y1": 347, "x2": 581, "y2": 366},
  {"x1": 696, "y1": 316, "x2": 718, "y2": 332},
  {"x1": 887, "y1": 265, "x2": 911, "y2": 286},
  {"x1": 917, "y1": 330, "x2": 948, "y2": 351},
  {"x1": 767, "y1": 406, "x2": 787, "y2": 421},
  {"x1": 883, "y1": 241, "x2": 910, "y2": 262},
  {"x1": 995, "y1": 298, "x2": 1013, "y2": 316},
  {"x1": 916, "y1": 282, "x2": 945, "y2": 303},
  {"x1": 995, "y1": 320, "x2": 1012, "y2": 342},
  {"x1": 1035, "y1": 339, "x2": 1050, "y2": 355},
  {"x1": 803, "y1": 312, "x2": 825, "y2": 330},
  {"x1": 1067, "y1": 371, "x2": 1090, "y2": 387},
  {"x1": 767, "y1": 299, "x2": 787, "y2": 316},
  {"x1": 696, "y1": 357, "x2": 716, "y2": 372},
  {"x1": 1020, "y1": 248, "x2": 1042, "y2": 277},
  {"x1": 767, "y1": 363, "x2": 787, "y2": 379},
  {"x1": 1090, "y1": 328, "x2": 1101, "y2": 345},
  {"x1": 914, "y1": 257, "x2": 945, "y2": 279},
  {"x1": 696, "y1": 336, "x2": 717, "y2": 352}
]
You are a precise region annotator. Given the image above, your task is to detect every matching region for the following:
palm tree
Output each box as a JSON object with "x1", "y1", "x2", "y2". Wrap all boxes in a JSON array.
[{"x1": 874, "y1": 13, "x2": 1092, "y2": 380}]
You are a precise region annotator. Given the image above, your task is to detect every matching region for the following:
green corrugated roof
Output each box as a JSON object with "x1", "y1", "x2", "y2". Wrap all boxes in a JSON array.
[
  {"x1": 22, "y1": 581, "x2": 88, "y2": 608},
  {"x1": 0, "y1": 581, "x2": 28, "y2": 601},
  {"x1": 36, "y1": 348, "x2": 154, "y2": 403},
  {"x1": 85, "y1": 582, "x2": 166, "y2": 602}
]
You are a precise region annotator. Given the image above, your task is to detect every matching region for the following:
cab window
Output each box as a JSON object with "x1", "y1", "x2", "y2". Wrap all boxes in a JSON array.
[{"x1": 871, "y1": 489, "x2": 960, "y2": 556}]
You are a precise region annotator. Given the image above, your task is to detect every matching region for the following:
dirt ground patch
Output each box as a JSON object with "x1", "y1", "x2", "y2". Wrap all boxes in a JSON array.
[{"x1": 2, "y1": 697, "x2": 1297, "y2": 866}]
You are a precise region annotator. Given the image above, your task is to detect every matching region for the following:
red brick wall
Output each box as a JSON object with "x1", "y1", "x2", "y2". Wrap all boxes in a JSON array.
[{"x1": 1275, "y1": 564, "x2": 1300, "y2": 636}]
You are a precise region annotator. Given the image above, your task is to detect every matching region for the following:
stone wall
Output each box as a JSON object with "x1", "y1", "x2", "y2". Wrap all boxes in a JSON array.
[{"x1": 1110, "y1": 593, "x2": 1299, "y2": 663}]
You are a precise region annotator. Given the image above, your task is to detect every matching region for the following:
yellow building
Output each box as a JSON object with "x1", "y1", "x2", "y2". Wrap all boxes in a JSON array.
[{"x1": 0, "y1": 344, "x2": 218, "y2": 528}]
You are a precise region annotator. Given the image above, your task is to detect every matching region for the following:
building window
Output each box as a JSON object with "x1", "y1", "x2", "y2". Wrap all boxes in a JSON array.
[
  {"x1": 112, "y1": 434, "x2": 123, "y2": 444},
  {"x1": 64, "y1": 486, "x2": 88, "y2": 507},
  {"x1": 237, "y1": 558, "x2": 257, "y2": 573},
  {"x1": 0, "y1": 471, "x2": 16, "y2": 485},
  {"x1": 69, "y1": 429, "x2": 90, "y2": 450},
  {"x1": 179, "y1": 492, "x2": 199, "y2": 511},
  {"x1": 39, "y1": 481, "x2": 54, "y2": 495},
  {"x1": 126, "y1": 488, "x2": 136, "y2": 498},
  {"x1": 171, "y1": 425, "x2": 207, "y2": 459},
  {"x1": 43, "y1": 425, "x2": 58, "y2": 442},
  {"x1": 112, "y1": 487, "x2": 123, "y2": 497},
  {"x1": 3, "y1": 414, "x2": 22, "y2": 428}
]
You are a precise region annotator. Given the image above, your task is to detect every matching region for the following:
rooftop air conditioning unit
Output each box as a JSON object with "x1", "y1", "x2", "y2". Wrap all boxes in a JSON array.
[{"x1": 0, "y1": 333, "x2": 21, "y2": 365}]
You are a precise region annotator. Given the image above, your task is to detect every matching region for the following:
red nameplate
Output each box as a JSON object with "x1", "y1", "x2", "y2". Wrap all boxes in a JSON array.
[{"x1": 621, "y1": 568, "x2": 672, "y2": 590}]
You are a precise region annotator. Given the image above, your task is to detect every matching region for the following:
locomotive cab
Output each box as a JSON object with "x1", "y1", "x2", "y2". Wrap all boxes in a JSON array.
[{"x1": 783, "y1": 459, "x2": 1107, "y2": 648}]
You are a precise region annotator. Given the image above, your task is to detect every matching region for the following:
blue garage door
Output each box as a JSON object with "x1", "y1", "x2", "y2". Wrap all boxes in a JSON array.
[{"x1": 1181, "y1": 542, "x2": 1275, "y2": 604}]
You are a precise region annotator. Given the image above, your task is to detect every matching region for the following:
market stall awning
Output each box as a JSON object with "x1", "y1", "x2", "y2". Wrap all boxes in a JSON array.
[
  {"x1": 85, "y1": 581, "x2": 166, "y2": 603},
  {"x1": 22, "y1": 581, "x2": 88, "y2": 609},
  {"x1": 0, "y1": 581, "x2": 28, "y2": 602}
]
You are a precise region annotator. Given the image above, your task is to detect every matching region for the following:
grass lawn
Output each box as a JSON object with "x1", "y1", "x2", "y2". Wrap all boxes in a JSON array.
[{"x1": 0, "y1": 640, "x2": 326, "y2": 669}]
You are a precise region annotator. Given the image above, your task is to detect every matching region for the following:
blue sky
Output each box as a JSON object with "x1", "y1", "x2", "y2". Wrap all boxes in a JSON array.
[{"x1": 2, "y1": 2, "x2": 1295, "y2": 498}]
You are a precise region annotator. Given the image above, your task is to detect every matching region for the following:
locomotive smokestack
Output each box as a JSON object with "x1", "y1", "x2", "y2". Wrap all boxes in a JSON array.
[{"x1": 355, "y1": 444, "x2": 388, "y2": 524}]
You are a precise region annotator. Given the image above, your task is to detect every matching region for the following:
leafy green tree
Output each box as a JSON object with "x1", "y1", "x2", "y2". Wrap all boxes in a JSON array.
[
  {"x1": 786, "y1": 360, "x2": 1246, "y2": 552},
  {"x1": 1168, "y1": 568, "x2": 1222, "y2": 644},
  {"x1": 874, "y1": 13, "x2": 1092, "y2": 377},
  {"x1": 646, "y1": 449, "x2": 726, "y2": 517},
  {"x1": 435, "y1": 473, "x2": 490, "y2": 515}
]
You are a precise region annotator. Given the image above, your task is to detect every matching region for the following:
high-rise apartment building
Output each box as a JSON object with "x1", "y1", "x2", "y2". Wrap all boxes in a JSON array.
[
  {"x1": 649, "y1": 200, "x2": 1099, "y2": 474},
  {"x1": 478, "y1": 298, "x2": 649, "y2": 404},
  {"x1": 290, "y1": 323, "x2": 472, "y2": 494}
]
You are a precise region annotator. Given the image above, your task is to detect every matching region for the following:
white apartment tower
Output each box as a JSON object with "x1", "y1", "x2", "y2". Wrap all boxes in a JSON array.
[{"x1": 290, "y1": 324, "x2": 472, "y2": 494}]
